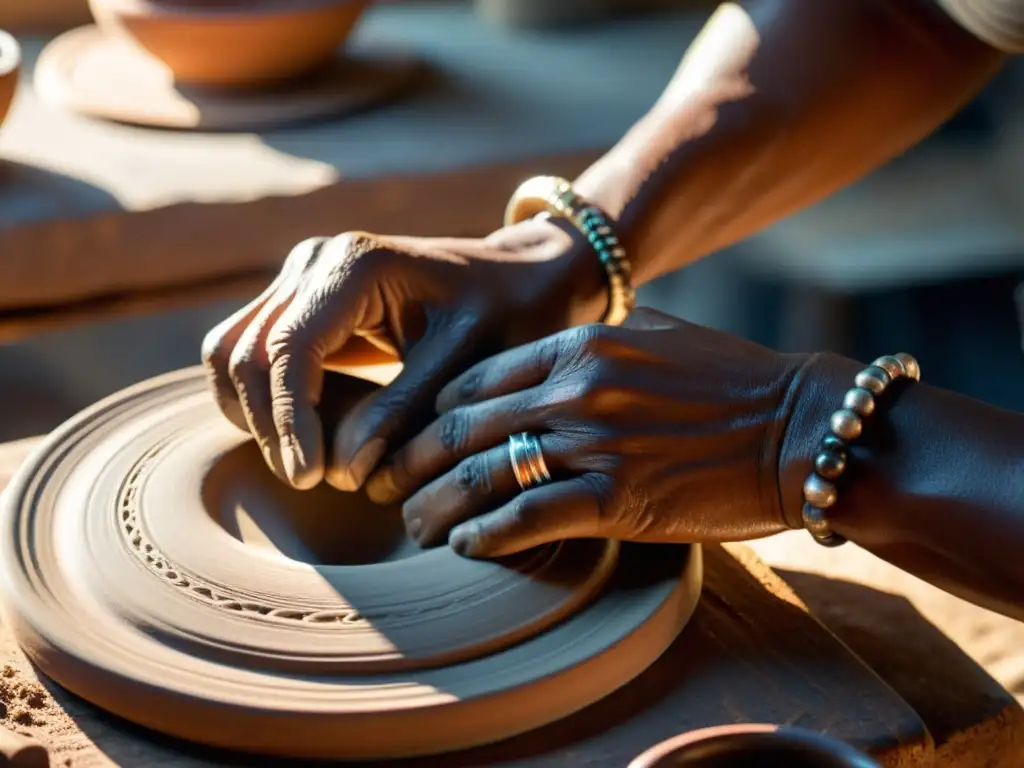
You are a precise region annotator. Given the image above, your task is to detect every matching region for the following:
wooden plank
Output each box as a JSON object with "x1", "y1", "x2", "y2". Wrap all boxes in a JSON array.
[
  {"x1": 0, "y1": 150, "x2": 598, "y2": 322},
  {"x1": 0, "y1": 435, "x2": 932, "y2": 767},
  {"x1": 752, "y1": 533, "x2": 1024, "y2": 768},
  {"x1": 0, "y1": 270, "x2": 273, "y2": 342},
  {"x1": 0, "y1": 3, "x2": 708, "y2": 316}
]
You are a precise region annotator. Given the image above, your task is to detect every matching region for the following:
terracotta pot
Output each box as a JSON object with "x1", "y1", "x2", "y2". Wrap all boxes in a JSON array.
[
  {"x1": 0, "y1": 30, "x2": 20, "y2": 128},
  {"x1": 87, "y1": 0, "x2": 369, "y2": 88},
  {"x1": 628, "y1": 725, "x2": 880, "y2": 768}
]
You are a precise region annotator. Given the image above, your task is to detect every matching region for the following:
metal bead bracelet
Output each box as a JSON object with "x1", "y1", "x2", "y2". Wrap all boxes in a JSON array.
[
  {"x1": 801, "y1": 352, "x2": 921, "y2": 547},
  {"x1": 504, "y1": 175, "x2": 635, "y2": 326}
]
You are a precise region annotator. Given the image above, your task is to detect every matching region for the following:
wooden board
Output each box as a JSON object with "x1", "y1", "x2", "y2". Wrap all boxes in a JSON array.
[
  {"x1": 0, "y1": 149, "x2": 600, "y2": 339},
  {"x1": 0, "y1": 3, "x2": 708, "y2": 319},
  {"x1": 752, "y1": 533, "x2": 1024, "y2": 768},
  {"x1": 0, "y1": 434, "x2": 933, "y2": 767}
]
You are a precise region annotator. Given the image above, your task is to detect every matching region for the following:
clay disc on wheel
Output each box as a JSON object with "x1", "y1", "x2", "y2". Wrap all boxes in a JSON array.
[
  {"x1": 34, "y1": 25, "x2": 422, "y2": 131},
  {"x1": 0, "y1": 368, "x2": 702, "y2": 760}
]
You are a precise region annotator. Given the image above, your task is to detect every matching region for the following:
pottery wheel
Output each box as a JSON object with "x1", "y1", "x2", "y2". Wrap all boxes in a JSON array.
[
  {"x1": 0, "y1": 368, "x2": 702, "y2": 760},
  {"x1": 34, "y1": 25, "x2": 423, "y2": 131}
]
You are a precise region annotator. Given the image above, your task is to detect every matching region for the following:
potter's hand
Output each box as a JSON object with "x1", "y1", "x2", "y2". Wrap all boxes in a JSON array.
[
  {"x1": 201, "y1": 221, "x2": 606, "y2": 490},
  {"x1": 364, "y1": 308, "x2": 804, "y2": 557}
]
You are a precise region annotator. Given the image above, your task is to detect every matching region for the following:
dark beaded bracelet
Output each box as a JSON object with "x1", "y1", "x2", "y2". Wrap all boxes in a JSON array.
[
  {"x1": 801, "y1": 352, "x2": 920, "y2": 547},
  {"x1": 504, "y1": 175, "x2": 635, "y2": 325}
]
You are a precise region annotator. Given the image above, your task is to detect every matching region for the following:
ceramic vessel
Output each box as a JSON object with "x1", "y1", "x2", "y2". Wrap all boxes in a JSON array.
[
  {"x1": 628, "y1": 725, "x2": 880, "y2": 767},
  {"x1": 0, "y1": 30, "x2": 20, "y2": 128},
  {"x1": 87, "y1": 0, "x2": 369, "y2": 87},
  {"x1": 0, "y1": 367, "x2": 703, "y2": 759}
]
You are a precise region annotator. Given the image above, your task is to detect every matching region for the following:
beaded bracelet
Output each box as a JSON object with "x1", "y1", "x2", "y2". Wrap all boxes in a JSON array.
[
  {"x1": 504, "y1": 175, "x2": 635, "y2": 326},
  {"x1": 802, "y1": 352, "x2": 921, "y2": 547}
]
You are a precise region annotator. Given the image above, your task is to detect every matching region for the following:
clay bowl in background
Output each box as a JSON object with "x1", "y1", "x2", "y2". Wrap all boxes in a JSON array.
[
  {"x1": 87, "y1": 0, "x2": 369, "y2": 88},
  {"x1": 0, "y1": 30, "x2": 20, "y2": 128},
  {"x1": 628, "y1": 725, "x2": 880, "y2": 768}
]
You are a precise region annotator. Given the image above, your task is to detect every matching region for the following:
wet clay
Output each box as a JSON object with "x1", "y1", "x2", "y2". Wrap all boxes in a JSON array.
[
  {"x1": 0, "y1": 30, "x2": 19, "y2": 129},
  {"x1": 0, "y1": 368, "x2": 702, "y2": 760}
]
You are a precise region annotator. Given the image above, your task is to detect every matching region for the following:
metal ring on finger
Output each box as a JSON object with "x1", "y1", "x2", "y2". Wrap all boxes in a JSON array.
[{"x1": 508, "y1": 432, "x2": 552, "y2": 491}]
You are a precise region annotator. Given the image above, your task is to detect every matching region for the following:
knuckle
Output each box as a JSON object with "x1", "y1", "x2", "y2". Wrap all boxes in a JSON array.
[
  {"x1": 270, "y1": 390, "x2": 298, "y2": 430},
  {"x1": 438, "y1": 407, "x2": 473, "y2": 455},
  {"x1": 227, "y1": 348, "x2": 259, "y2": 384},
  {"x1": 285, "y1": 236, "x2": 329, "y2": 272},
  {"x1": 454, "y1": 453, "x2": 493, "y2": 497},
  {"x1": 579, "y1": 474, "x2": 618, "y2": 522},
  {"x1": 571, "y1": 323, "x2": 633, "y2": 363},
  {"x1": 452, "y1": 369, "x2": 483, "y2": 405},
  {"x1": 200, "y1": 328, "x2": 229, "y2": 370},
  {"x1": 324, "y1": 232, "x2": 388, "y2": 274},
  {"x1": 507, "y1": 496, "x2": 540, "y2": 531},
  {"x1": 265, "y1": 333, "x2": 291, "y2": 369},
  {"x1": 571, "y1": 323, "x2": 613, "y2": 356}
]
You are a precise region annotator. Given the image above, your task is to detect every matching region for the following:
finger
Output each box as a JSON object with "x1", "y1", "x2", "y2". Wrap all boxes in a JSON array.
[
  {"x1": 448, "y1": 474, "x2": 607, "y2": 558},
  {"x1": 435, "y1": 332, "x2": 562, "y2": 413},
  {"x1": 200, "y1": 238, "x2": 325, "y2": 432},
  {"x1": 201, "y1": 278, "x2": 285, "y2": 431},
  {"x1": 227, "y1": 278, "x2": 304, "y2": 480},
  {"x1": 265, "y1": 235, "x2": 383, "y2": 489},
  {"x1": 325, "y1": 313, "x2": 483, "y2": 492},
  {"x1": 364, "y1": 387, "x2": 544, "y2": 505},
  {"x1": 401, "y1": 433, "x2": 574, "y2": 547}
]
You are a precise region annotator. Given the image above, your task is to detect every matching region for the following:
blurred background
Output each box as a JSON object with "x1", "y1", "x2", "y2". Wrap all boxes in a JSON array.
[{"x1": 1, "y1": 0, "x2": 1022, "y2": 443}]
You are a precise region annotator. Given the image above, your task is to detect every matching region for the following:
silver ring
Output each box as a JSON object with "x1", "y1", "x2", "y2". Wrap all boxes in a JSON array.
[{"x1": 508, "y1": 432, "x2": 552, "y2": 491}]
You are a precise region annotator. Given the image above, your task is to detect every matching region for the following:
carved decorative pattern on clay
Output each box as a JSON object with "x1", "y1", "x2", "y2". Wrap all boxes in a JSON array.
[{"x1": 117, "y1": 445, "x2": 368, "y2": 627}]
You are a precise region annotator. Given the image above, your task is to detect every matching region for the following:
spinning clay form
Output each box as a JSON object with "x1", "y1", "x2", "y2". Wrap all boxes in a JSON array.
[{"x1": 0, "y1": 368, "x2": 702, "y2": 760}]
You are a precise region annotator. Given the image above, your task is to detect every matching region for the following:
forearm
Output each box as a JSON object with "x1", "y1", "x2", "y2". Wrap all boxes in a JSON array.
[
  {"x1": 575, "y1": 0, "x2": 1005, "y2": 286},
  {"x1": 779, "y1": 353, "x2": 1024, "y2": 620}
]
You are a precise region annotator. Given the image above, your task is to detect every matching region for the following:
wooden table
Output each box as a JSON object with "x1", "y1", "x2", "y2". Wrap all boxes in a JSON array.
[
  {"x1": 0, "y1": 2, "x2": 706, "y2": 339},
  {"x1": 1, "y1": 436, "x2": 1021, "y2": 767}
]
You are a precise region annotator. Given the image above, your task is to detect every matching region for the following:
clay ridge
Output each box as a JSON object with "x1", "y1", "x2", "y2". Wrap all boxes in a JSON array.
[{"x1": 118, "y1": 445, "x2": 369, "y2": 626}]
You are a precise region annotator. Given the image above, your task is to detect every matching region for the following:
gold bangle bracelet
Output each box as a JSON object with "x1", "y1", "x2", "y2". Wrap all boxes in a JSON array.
[{"x1": 505, "y1": 175, "x2": 635, "y2": 326}]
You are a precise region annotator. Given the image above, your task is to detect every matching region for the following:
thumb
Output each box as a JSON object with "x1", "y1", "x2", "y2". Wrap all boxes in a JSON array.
[{"x1": 325, "y1": 310, "x2": 484, "y2": 491}]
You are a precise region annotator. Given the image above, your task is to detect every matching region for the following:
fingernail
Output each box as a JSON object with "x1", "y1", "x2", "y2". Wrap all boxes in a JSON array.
[
  {"x1": 336, "y1": 438, "x2": 386, "y2": 492},
  {"x1": 366, "y1": 468, "x2": 401, "y2": 505},
  {"x1": 406, "y1": 517, "x2": 422, "y2": 540},
  {"x1": 449, "y1": 524, "x2": 476, "y2": 557}
]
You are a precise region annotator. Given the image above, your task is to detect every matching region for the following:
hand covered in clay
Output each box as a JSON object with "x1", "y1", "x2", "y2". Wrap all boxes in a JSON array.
[
  {"x1": 201, "y1": 220, "x2": 606, "y2": 491},
  {"x1": 364, "y1": 307, "x2": 806, "y2": 558}
]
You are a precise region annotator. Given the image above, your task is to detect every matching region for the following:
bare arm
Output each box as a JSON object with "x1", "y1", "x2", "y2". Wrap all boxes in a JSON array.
[
  {"x1": 778, "y1": 353, "x2": 1024, "y2": 621},
  {"x1": 570, "y1": 0, "x2": 1006, "y2": 287}
]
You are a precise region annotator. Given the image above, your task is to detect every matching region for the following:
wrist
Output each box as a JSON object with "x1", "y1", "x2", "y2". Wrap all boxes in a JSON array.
[
  {"x1": 573, "y1": 145, "x2": 652, "y2": 283},
  {"x1": 775, "y1": 352, "x2": 864, "y2": 531},
  {"x1": 545, "y1": 217, "x2": 612, "y2": 327},
  {"x1": 487, "y1": 217, "x2": 609, "y2": 328}
]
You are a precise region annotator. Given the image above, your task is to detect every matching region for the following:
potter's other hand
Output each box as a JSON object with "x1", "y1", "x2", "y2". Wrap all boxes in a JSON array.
[
  {"x1": 365, "y1": 308, "x2": 804, "y2": 558},
  {"x1": 201, "y1": 222, "x2": 606, "y2": 490}
]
